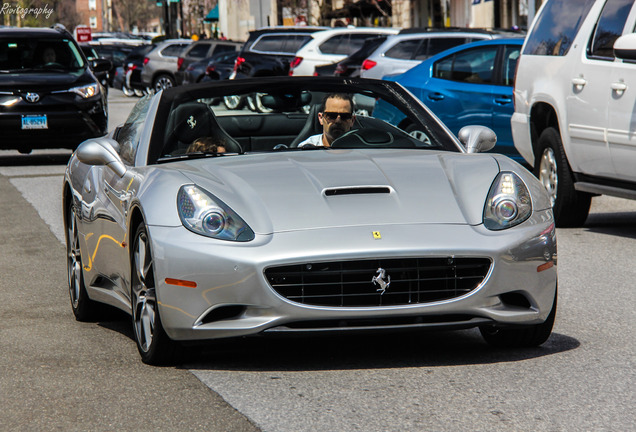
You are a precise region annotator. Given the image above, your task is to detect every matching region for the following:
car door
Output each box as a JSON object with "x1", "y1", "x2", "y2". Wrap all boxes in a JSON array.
[
  {"x1": 605, "y1": 1, "x2": 636, "y2": 181},
  {"x1": 491, "y1": 43, "x2": 522, "y2": 159},
  {"x1": 422, "y1": 45, "x2": 499, "y2": 141}
]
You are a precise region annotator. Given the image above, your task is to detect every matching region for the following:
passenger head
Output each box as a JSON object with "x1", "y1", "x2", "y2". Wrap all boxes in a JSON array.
[
  {"x1": 187, "y1": 136, "x2": 227, "y2": 154},
  {"x1": 42, "y1": 47, "x2": 56, "y2": 64}
]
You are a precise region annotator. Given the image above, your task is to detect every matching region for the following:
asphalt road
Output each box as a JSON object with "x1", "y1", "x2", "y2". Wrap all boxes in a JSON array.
[{"x1": 0, "y1": 89, "x2": 634, "y2": 431}]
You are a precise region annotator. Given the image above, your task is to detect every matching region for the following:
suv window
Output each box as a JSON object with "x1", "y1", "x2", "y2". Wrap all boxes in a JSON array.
[
  {"x1": 212, "y1": 44, "x2": 239, "y2": 55},
  {"x1": 320, "y1": 33, "x2": 383, "y2": 55},
  {"x1": 251, "y1": 34, "x2": 312, "y2": 54},
  {"x1": 188, "y1": 43, "x2": 211, "y2": 58},
  {"x1": 385, "y1": 39, "x2": 423, "y2": 60},
  {"x1": 161, "y1": 43, "x2": 188, "y2": 57},
  {"x1": 434, "y1": 46, "x2": 498, "y2": 84},
  {"x1": 588, "y1": 0, "x2": 633, "y2": 60},
  {"x1": 415, "y1": 37, "x2": 469, "y2": 60},
  {"x1": 523, "y1": 0, "x2": 596, "y2": 56}
]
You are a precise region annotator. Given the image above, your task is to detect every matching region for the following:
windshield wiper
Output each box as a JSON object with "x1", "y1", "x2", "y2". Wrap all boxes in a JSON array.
[{"x1": 156, "y1": 152, "x2": 235, "y2": 164}]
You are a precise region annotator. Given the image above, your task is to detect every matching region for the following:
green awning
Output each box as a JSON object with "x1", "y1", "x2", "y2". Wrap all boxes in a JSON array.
[{"x1": 204, "y1": 5, "x2": 219, "y2": 22}]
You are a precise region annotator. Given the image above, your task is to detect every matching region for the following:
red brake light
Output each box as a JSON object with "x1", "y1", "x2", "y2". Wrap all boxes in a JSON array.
[
  {"x1": 177, "y1": 57, "x2": 184, "y2": 70},
  {"x1": 143, "y1": 57, "x2": 149, "y2": 66},
  {"x1": 289, "y1": 56, "x2": 303, "y2": 75},
  {"x1": 361, "y1": 59, "x2": 377, "y2": 71},
  {"x1": 233, "y1": 56, "x2": 245, "y2": 72},
  {"x1": 335, "y1": 63, "x2": 346, "y2": 75},
  {"x1": 206, "y1": 65, "x2": 216, "y2": 74}
]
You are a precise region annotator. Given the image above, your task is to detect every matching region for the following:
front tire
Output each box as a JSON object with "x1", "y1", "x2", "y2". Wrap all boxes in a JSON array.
[
  {"x1": 535, "y1": 127, "x2": 591, "y2": 227},
  {"x1": 131, "y1": 222, "x2": 178, "y2": 365},
  {"x1": 480, "y1": 287, "x2": 557, "y2": 348},
  {"x1": 153, "y1": 74, "x2": 175, "y2": 92},
  {"x1": 66, "y1": 202, "x2": 97, "y2": 321}
]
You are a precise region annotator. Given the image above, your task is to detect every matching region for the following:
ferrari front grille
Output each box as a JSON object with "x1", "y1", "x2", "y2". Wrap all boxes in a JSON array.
[{"x1": 265, "y1": 257, "x2": 491, "y2": 307}]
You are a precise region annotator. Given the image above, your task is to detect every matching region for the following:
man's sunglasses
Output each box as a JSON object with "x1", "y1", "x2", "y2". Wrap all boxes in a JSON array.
[{"x1": 323, "y1": 111, "x2": 353, "y2": 121}]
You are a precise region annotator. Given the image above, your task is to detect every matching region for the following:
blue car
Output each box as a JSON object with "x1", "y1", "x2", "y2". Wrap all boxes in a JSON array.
[{"x1": 383, "y1": 38, "x2": 525, "y2": 162}]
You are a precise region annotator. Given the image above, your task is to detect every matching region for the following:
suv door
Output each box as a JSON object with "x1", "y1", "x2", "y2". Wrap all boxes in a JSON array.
[{"x1": 605, "y1": 1, "x2": 636, "y2": 180}]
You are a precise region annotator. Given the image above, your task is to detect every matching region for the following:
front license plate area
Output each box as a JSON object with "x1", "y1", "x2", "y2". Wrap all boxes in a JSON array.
[{"x1": 21, "y1": 115, "x2": 48, "y2": 129}]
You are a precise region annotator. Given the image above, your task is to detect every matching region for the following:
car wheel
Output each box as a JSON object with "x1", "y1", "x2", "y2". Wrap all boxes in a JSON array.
[
  {"x1": 67, "y1": 202, "x2": 97, "y2": 321},
  {"x1": 405, "y1": 124, "x2": 432, "y2": 146},
  {"x1": 480, "y1": 286, "x2": 557, "y2": 348},
  {"x1": 122, "y1": 85, "x2": 135, "y2": 97},
  {"x1": 134, "y1": 88, "x2": 144, "y2": 97},
  {"x1": 153, "y1": 74, "x2": 175, "y2": 92},
  {"x1": 535, "y1": 127, "x2": 591, "y2": 227},
  {"x1": 131, "y1": 222, "x2": 178, "y2": 365},
  {"x1": 223, "y1": 94, "x2": 245, "y2": 110}
]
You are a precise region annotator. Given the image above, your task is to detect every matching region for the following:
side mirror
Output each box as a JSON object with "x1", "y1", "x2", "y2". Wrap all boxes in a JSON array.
[
  {"x1": 458, "y1": 125, "x2": 497, "y2": 154},
  {"x1": 614, "y1": 33, "x2": 636, "y2": 61},
  {"x1": 76, "y1": 137, "x2": 126, "y2": 177},
  {"x1": 91, "y1": 58, "x2": 113, "y2": 73}
]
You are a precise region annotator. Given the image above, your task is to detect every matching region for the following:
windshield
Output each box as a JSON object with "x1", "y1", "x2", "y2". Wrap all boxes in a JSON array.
[
  {"x1": 0, "y1": 37, "x2": 86, "y2": 72},
  {"x1": 149, "y1": 79, "x2": 459, "y2": 164}
]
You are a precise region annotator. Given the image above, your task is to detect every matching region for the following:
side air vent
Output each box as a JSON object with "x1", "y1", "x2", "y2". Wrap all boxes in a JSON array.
[{"x1": 324, "y1": 186, "x2": 392, "y2": 196}]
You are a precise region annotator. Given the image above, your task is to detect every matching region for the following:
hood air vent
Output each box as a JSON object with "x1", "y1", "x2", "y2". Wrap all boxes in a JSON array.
[{"x1": 324, "y1": 186, "x2": 392, "y2": 196}]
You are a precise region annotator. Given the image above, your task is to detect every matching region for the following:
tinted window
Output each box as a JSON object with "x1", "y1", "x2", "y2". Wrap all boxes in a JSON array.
[
  {"x1": 0, "y1": 37, "x2": 86, "y2": 71},
  {"x1": 117, "y1": 95, "x2": 151, "y2": 164},
  {"x1": 320, "y1": 35, "x2": 346, "y2": 54},
  {"x1": 252, "y1": 35, "x2": 310, "y2": 54},
  {"x1": 385, "y1": 39, "x2": 422, "y2": 60},
  {"x1": 281, "y1": 35, "x2": 313, "y2": 53},
  {"x1": 433, "y1": 46, "x2": 497, "y2": 84},
  {"x1": 502, "y1": 45, "x2": 521, "y2": 86},
  {"x1": 188, "y1": 43, "x2": 211, "y2": 58},
  {"x1": 161, "y1": 43, "x2": 189, "y2": 57},
  {"x1": 415, "y1": 37, "x2": 468, "y2": 60},
  {"x1": 524, "y1": 0, "x2": 595, "y2": 56},
  {"x1": 211, "y1": 44, "x2": 239, "y2": 55},
  {"x1": 348, "y1": 34, "x2": 378, "y2": 54},
  {"x1": 588, "y1": 0, "x2": 633, "y2": 59}
]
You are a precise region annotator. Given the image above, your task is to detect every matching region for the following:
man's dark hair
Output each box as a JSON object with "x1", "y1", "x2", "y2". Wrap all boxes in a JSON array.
[{"x1": 319, "y1": 93, "x2": 355, "y2": 113}]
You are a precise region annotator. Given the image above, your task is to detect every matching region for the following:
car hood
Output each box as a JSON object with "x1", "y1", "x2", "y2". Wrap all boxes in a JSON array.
[
  {"x1": 174, "y1": 150, "x2": 500, "y2": 234},
  {"x1": 0, "y1": 70, "x2": 89, "y2": 91}
]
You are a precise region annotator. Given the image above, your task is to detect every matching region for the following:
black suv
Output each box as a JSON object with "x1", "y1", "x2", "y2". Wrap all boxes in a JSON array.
[
  {"x1": 0, "y1": 26, "x2": 111, "y2": 153},
  {"x1": 232, "y1": 27, "x2": 326, "y2": 79}
]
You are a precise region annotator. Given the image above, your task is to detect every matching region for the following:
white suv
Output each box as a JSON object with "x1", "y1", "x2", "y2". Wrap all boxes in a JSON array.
[
  {"x1": 289, "y1": 27, "x2": 398, "y2": 76},
  {"x1": 512, "y1": 0, "x2": 636, "y2": 227}
]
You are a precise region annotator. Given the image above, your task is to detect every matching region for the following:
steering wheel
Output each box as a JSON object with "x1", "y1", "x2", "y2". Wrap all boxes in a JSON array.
[{"x1": 330, "y1": 128, "x2": 416, "y2": 149}]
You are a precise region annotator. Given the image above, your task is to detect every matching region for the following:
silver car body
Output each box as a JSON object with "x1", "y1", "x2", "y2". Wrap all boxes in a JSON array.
[
  {"x1": 140, "y1": 39, "x2": 192, "y2": 91},
  {"x1": 63, "y1": 77, "x2": 557, "y2": 363}
]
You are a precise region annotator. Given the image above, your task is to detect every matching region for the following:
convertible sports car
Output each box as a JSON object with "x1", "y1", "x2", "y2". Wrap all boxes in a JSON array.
[{"x1": 64, "y1": 77, "x2": 557, "y2": 365}]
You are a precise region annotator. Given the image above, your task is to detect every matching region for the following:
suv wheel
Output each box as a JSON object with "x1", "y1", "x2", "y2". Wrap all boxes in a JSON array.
[
  {"x1": 535, "y1": 127, "x2": 591, "y2": 227},
  {"x1": 153, "y1": 74, "x2": 174, "y2": 92}
]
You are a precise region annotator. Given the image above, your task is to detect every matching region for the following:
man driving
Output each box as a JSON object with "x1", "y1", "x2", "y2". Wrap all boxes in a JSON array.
[{"x1": 299, "y1": 93, "x2": 355, "y2": 147}]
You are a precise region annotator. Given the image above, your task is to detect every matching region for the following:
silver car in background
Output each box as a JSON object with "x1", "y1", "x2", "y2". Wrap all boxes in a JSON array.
[
  {"x1": 140, "y1": 38, "x2": 192, "y2": 92},
  {"x1": 63, "y1": 77, "x2": 557, "y2": 365}
]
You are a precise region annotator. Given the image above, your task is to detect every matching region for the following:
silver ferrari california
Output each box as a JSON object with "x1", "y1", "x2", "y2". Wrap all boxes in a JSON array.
[{"x1": 63, "y1": 77, "x2": 557, "y2": 364}]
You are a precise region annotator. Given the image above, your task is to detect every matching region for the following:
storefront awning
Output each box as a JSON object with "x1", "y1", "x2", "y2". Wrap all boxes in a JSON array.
[{"x1": 204, "y1": 5, "x2": 219, "y2": 22}]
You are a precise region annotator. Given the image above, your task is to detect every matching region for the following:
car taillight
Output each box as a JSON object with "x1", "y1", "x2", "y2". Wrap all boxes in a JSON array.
[
  {"x1": 143, "y1": 57, "x2": 149, "y2": 65},
  {"x1": 335, "y1": 63, "x2": 346, "y2": 75},
  {"x1": 233, "y1": 56, "x2": 245, "y2": 72},
  {"x1": 361, "y1": 59, "x2": 377, "y2": 71},
  {"x1": 206, "y1": 65, "x2": 216, "y2": 74},
  {"x1": 177, "y1": 57, "x2": 184, "y2": 70},
  {"x1": 288, "y1": 56, "x2": 303, "y2": 75}
]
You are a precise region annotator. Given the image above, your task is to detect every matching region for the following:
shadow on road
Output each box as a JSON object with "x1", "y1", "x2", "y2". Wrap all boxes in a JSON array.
[
  {"x1": 181, "y1": 329, "x2": 579, "y2": 371},
  {"x1": 0, "y1": 152, "x2": 71, "y2": 166}
]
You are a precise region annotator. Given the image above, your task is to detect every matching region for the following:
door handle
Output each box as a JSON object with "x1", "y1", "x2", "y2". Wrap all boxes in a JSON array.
[
  {"x1": 572, "y1": 77, "x2": 587, "y2": 87},
  {"x1": 611, "y1": 82, "x2": 627, "y2": 93},
  {"x1": 494, "y1": 96, "x2": 512, "y2": 105},
  {"x1": 428, "y1": 93, "x2": 445, "y2": 101}
]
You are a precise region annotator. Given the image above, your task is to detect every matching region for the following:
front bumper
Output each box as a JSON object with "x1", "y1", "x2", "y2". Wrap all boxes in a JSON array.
[{"x1": 150, "y1": 211, "x2": 557, "y2": 341}]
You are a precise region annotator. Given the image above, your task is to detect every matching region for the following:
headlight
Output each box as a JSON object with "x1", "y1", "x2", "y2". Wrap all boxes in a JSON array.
[
  {"x1": 71, "y1": 83, "x2": 99, "y2": 98},
  {"x1": 484, "y1": 172, "x2": 532, "y2": 230},
  {"x1": 177, "y1": 185, "x2": 255, "y2": 241}
]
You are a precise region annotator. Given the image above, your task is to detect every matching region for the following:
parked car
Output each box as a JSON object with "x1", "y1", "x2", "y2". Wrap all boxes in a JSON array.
[
  {"x1": 64, "y1": 76, "x2": 557, "y2": 365},
  {"x1": 182, "y1": 51, "x2": 238, "y2": 84},
  {"x1": 313, "y1": 36, "x2": 390, "y2": 77},
  {"x1": 140, "y1": 39, "x2": 192, "y2": 92},
  {"x1": 512, "y1": 0, "x2": 636, "y2": 227},
  {"x1": 0, "y1": 26, "x2": 110, "y2": 153},
  {"x1": 176, "y1": 39, "x2": 242, "y2": 85},
  {"x1": 387, "y1": 38, "x2": 525, "y2": 162},
  {"x1": 123, "y1": 44, "x2": 156, "y2": 97},
  {"x1": 87, "y1": 41, "x2": 138, "y2": 86},
  {"x1": 361, "y1": 28, "x2": 520, "y2": 79},
  {"x1": 231, "y1": 26, "x2": 328, "y2": 79},
  {"x1": 79, "y1": 44, "x2": 109, "y2": 92},
  {"x1": 288, "y1": 27, "x2": 399, "y2": 76}
]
